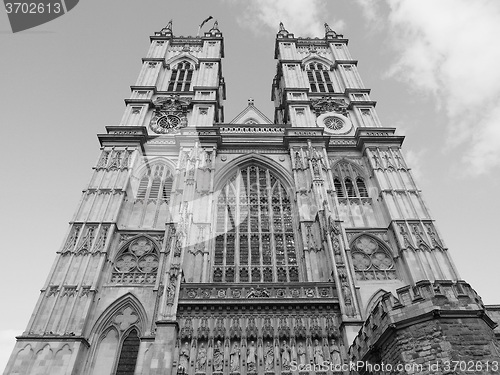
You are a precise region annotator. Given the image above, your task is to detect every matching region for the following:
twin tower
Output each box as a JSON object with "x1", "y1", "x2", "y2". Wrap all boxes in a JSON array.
[{"x1": 4, "y1": 21, "x2": 500, "y2": 375}]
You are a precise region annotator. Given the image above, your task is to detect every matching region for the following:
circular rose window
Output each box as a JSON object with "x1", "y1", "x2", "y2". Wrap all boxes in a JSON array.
[
  {"x1": 316, "y1": 112, "x2": 352, "y2": 135},
  {"x1": 324, "y1": 116, "x2": 344, "y2": 130}
]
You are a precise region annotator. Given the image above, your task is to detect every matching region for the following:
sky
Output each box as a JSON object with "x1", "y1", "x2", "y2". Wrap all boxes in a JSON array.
[{"x1": 1, "y1": 0, "x2": 500, "y2": 370}]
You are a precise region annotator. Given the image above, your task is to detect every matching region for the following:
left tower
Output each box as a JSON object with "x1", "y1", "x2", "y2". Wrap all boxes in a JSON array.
[{"x1": 3, "y1": 20, "x2": 225, "y2": 375}]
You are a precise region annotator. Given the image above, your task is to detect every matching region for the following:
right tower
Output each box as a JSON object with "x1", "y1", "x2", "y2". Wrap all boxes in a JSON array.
[{"x1": 273, "y1": 23, "x2": 499, "y2": 373}]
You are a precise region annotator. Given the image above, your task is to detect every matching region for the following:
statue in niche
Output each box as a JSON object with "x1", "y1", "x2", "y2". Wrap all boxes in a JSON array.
[
  {"x1": 230, "y1": 342, "x2": 240, "y2": 372},
  {"x1": 195, "y1": 342, "x2": 207, "y2": 371},
  {"x1": 329, "y1": 339, "x2": 341, "y2": 367},
  {"x1": 213, "y1": 340, "x2": 224, "y2": 371},
  {"x1": 281, "y1": 340, "x2": 291, "y2": 369},
  {"x1": 313, "y1": 339, "x2": 324, "y2": 364},
  {"x1": 247, "y1": 341, "x2": 257, "y2": 372},
  {"x1": 297, "y1": 342, "x2": 306, "y2": 365},
  {"x1": 179, "y1": 342, "x2": 190, "y2": 370},
  {"x1": 264, "y1": 341, "x2": 274, "y2": 371}
]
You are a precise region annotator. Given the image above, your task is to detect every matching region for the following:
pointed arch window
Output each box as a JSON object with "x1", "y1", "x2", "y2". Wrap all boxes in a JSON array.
[
  {"x1": 168, "y1": 61, "x2": 193, "y2": 92},
  {"x1": 111, "y1": 237, "x2": 160, "y2": 284},
  {"x1": 306, "y1": 62, "x2": 334, "y2": 93},
  {"x1": 350, "y1": 236, "x2": 397, "y2": 281},
  {"x1": 213, "y1": 165, "x2": 299, "y2": 283},
  {"x1": 115, "y1": 329, "x2": 140, "y2": 375},
  {"x1": 332, "y1": 162, "x2": 369, "y2": 199},
  {"x1": 136, "y1": 163, "x2": 173, "y2": 202},
  {"x1": 89, "y1": 304, "x2": 144, "y2": 375}
]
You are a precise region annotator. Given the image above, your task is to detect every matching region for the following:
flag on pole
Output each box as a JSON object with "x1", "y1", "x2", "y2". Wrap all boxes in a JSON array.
[{"x1": 200, "y1": 16, "x2": 213, "y2": 29}]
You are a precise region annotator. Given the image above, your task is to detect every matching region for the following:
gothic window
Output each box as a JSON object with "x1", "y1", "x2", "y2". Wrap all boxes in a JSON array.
[
  {"x1": 306, "y1": 62, "x2": 334, "y2": 93},
  {"x1": 350, "y1": 236, "x2": 396, "y2": 281},
  {"x1": 115, "y1": 329, "x2": 140, "y2": 375},
  {"x1": 213, "y1": 165, "x2": 299, "y2": 283},
  {"x1": 332, "y1": 163, "x2": 369, "y2": 198},
  {"x1": 167, "y1": 61, "x2": 193, "y2": 92},
  {"x1": 136, "y1": 163, "x2": 173, "y2": 202},
  {"x1": 111, "y1": 237, "x2": 160, "y2": 284}
]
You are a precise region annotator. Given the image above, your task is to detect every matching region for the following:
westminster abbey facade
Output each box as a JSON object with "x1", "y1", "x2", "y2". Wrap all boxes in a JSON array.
[{"x1": 4, "y1": 21, "x2": 500, "y2": 375}]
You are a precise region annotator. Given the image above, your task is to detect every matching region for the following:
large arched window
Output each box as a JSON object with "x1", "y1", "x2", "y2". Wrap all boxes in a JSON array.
[
  {"x1": 306, "y1": 62, "x2": 334, "y2": 93},
  {"x1": 213, "y1": 165, "x2": 299, "y2": 283},
  {"x1": 167, "y1": 61, "x2": 193, "y2": 92}
]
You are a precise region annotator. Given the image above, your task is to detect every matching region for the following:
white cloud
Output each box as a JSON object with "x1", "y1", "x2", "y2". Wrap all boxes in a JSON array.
[
  {"x1": 229, "y1": 0, "x2": 344, "y2": 37},
  {"x1": 356, "y1": 0, "x2": 500, "y2": 174}
]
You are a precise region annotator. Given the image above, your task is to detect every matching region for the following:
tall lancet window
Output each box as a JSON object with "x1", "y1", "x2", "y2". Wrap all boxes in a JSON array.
[
  {"x1": 306, "y1": 62, "x2": 334, "y2": 93},
  {"x1": 213, "y1": 165, "x2": 299, "y2": 283},
  {"x1": 167, "y1": 60, "x2": 193, "y2": 92}
]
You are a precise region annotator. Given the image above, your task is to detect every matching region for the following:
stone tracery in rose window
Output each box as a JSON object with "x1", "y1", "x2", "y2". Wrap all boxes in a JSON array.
[
  {"x1": 111, "y1": 237, "x2": 160, "y2": 284},
  {"x1": 350, "y1": 235, "x2": 396, "y2": 281}
]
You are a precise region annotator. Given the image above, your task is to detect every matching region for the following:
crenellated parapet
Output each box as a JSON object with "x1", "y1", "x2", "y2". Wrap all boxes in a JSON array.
[{"x1": 349, "y1": 280, "x2": 498, "y2": 373}]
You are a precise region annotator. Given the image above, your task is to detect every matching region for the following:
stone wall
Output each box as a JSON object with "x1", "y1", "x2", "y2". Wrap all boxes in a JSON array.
[{"x1": 349, "y1": 280, "x2": 500, "y2": 375}]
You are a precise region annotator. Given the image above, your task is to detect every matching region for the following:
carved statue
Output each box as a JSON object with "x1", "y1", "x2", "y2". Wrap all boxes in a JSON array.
[
  {"x1": 230, "y1": 342, "x2": 240, "y2": 372},
  {"x1": 247, "y1": 341, "x2": 257, "y2": 372},
  {"x1": 297, "y1": 342, "x2": 306, "y2": 365},
  {"x1": 196, "y1": 342, "x2": 207, "y2": 371},
  {"x1": 313, "y1": 339, "x2": 324, "y2": 364},
  {"x1": 179, "y1": 342, "x2": 190, "y2": 370},
  {"x1": 264, "y1": 341, "x2": 274, "y2": 371},
  {"x1": 329, "y1": 339, "x2": 341, "y2": 367},
  {"x1": 281, "y1": 340, "x2": 291, "y2": 369},
  {"x1": 213, "y1": 340, "x2": 223, "y2": 371}
]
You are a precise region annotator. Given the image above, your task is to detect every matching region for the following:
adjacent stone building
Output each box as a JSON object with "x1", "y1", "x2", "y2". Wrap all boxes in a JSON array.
[{"x1": 4, "y1": 20, "x2": 499, "y2": 375}]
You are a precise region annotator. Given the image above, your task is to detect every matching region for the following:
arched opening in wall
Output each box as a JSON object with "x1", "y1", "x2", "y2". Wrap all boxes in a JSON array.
[
  {"x1": 168, "y1": 61, "x2": 193, "y2": 92},
  {"x1": 306, "y1": 62, "x2": 334, "y2": 93},
  {"x1": 135, "y1": 163, "x2": 173, "y2": 203},
  {"x1": 115, "y1": 329, "x2": 140, "y2": 375},
  {"x1": 213, "y1": 164, "x2": 300, "y2": 283},
  {"x1": 87, "y1": 295, "x2": 146, "y2": 375},
  {"x1": 331, "y1": 159, "x2": 376, "y2": 227}
]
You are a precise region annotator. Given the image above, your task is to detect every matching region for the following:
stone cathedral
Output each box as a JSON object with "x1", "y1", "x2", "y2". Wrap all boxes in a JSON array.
[{"x1": 4, "y1": 21, "x2": 500, "y2": 375}]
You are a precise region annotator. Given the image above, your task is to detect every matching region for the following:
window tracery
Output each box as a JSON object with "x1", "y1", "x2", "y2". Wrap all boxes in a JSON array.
[
  {"x1": 213, "y1": 165, "x2": 299, "y2": 283},
  {"x1": 350, "y1": 236, "x2": 396, "y2": 280},
  {"x1": 111, "y1": 237, "x2": 159, "y2": 284},
  {"x1": 167, "y1": 60, "x2": 194, "y2": 92},
  {"x1": 136, "y1": 164, "x2": 173, "y2": 202},
  {"x1": 306, "y1": 62, "x2": 334, "y2": 93},
  {"x1": 332, "y1": 162, "x2": 368, "y2": 198}
]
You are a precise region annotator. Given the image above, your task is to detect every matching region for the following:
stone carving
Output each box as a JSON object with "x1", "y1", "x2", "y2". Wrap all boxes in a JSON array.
[
  {"x1": 247, "y1": 341, "x2": 257, "y2": 372},
  {"x1": 196, "y1": 343, "x2": 207, "y2": 372},
  {"x1": 281, "y1": 340, "x2": 291, "y2": 370},
  {"x1": 180, "y1": 318, "x2": 193, "y2": 340},
  {"x1": 264, "y1": 341, "x2": 274, "y2": 371},
  {"x1": 197, "y1": 317, "x2": 209, "y2": 339},
  {"x1": 149, "y1": 95, "x2": 191, "y2": 134},
  {"x1": 112, "y1": 237, "x2": 159, "y2": 284},
  {"x1": 297, "y1": 342, "x2": 306, "y2": 365},
  {"x1": 230, "y1": 342, "x2": 240, "y2": 372},
  {"x1": 246, "y1": 287, "x2": 270, "y2": 298},
  {"x1": 313, "y1": 339, "x2": 324, "y2": 364},
  {"x1": 179, "y1": 342, "x2": 190, "y2": 371},
  {"x1": 310, "y1": 97, "x2": 348, "y2": 117},
  {"x1": 166, "y1": 274, "x2": 176, "y2": 305},
  {"x1": 213, "y1": 340, "x2": 224, "y2": 371},
  {"x1": 329, "y1": 339, "x2": 341, "y2": 367},
  {"x1": 114, "y1": 307, "x2": 138, "y2": 331}
]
